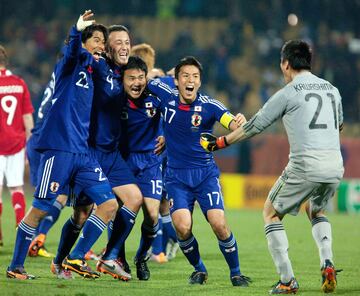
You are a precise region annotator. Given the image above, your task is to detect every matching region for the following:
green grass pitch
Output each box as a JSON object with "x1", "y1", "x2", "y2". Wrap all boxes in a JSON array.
[{"x1": 0, "y1": 195, "x2": 359, "y2": 296}]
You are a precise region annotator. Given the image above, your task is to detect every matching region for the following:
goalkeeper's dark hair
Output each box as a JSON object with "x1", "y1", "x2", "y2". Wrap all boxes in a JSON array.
[
  {"x1": 120, "y1": 56, "x2": 148, "y2": 77},
  {"x1": 175, "y1": 56, "x2": 203, "y2": 79},
  {"x1": 81, "y1": 24, "x2": 108, "y2": 44},
  {"x1": 281, "y1": 40, "x2": 312, "y2": 71}
]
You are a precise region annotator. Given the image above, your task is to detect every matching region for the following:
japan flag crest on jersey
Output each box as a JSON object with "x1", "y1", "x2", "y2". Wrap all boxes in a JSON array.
[
  {"x1": 145, "y1": 101, "x2": 156, "y2": 118},
  {"x1": 191, "y1": 113, "x2": 202, "y2": 127},
  {"x1": 50, "y1": 182, "x2": 60, "y2": 193}
]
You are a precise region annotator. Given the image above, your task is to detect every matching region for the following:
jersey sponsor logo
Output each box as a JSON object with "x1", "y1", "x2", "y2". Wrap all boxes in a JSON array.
[
  {"x1": 194, "y1": 106, "x2": 202, "y2": 112},
  {"x1": 168, "y1": 100, "x2": 175, "y2": 106},
  {"x1": 49, "y1": 181, "x2": 60, "y2": 193},
  {"x1": 191, "y1": 113, "x2": 202, "y2": 127},
  {"x1": 0, "y1": 85, "x2": 23, "y2": 94}
]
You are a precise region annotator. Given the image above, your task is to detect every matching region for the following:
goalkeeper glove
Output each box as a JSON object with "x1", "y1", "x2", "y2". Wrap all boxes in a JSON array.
[
  {"x1": 76, "y1": 10, "x2": 95, "y2": 31},
  {"x1": 200, "y1": 133, "x2": 228, "y2": 152}
]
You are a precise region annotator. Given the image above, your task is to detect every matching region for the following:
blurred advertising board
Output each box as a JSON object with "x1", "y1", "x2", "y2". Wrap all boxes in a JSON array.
[
  {"x1": 220, "y1": 173, "x2": 277, "y2": 209},
  {"x1": 338, "y1": 179, "x2": 360, "y2": 213}
]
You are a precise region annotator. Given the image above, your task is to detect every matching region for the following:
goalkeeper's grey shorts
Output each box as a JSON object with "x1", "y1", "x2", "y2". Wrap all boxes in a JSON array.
[{"x1": 268, "y1": 169, "x2": 340, "y2": 216}]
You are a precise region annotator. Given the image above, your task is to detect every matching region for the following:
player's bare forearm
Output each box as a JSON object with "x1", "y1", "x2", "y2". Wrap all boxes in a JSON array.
[
  {"x1": 23, "y1": 113, "x2": 34, "y2": 140},
  {"x1": 224, "y1": 126, "x2": 247, "y2": 145}
]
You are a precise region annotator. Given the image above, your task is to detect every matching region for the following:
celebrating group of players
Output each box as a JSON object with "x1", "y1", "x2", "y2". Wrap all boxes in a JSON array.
[{"x1": 1, "y1": 9, "x2": 344, "y2": 295}]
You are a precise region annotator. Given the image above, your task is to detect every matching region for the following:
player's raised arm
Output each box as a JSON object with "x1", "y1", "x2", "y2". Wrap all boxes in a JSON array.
[{"x1": 64, "y1": 10, "x2": 96, "y2": 63}]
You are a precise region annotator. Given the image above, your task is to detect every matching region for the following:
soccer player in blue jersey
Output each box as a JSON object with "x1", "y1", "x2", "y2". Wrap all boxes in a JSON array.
[
  {"x1": 115, "y1": 56, "x2": 164, "y2": 280},
  {"x1": 130, "y1": 43, "x2": 178, "y2": 263},
  {"x1": 52, "y1": 25, "x2": 143, "y2": 281},
  {"x1": 6, "y1": 11, "x2": 117, "y2": 280},
  {"x1": 146, "y1": 56, "x2": 251, "y2": 286},
  {"x1": 80, "y1": 24, "x2": 144, "y2": 281}
]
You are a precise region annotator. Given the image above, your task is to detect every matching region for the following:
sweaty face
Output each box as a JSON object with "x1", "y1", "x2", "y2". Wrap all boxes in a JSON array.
[
  {"x1": 83, "y1": 30, "x2": 106, "y2": 61},
  {"x1": 108, "y1": 31, "x2": 131, "y2": 66},
  {"x1": 175, "y1": 65, "x2": 201, "y2": 103},
  {"x1": 123, "y1": 68, "x2": 147, "y2": 99}
]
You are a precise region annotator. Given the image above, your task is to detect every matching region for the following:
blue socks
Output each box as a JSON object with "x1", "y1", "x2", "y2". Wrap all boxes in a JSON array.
[
  {"x1": 54, "y1": 217, "x2": 82, "y2": 265},
  {"x1": 102, "y1": 206, "x2": 136, "y2": 260},
  {"x1": 37, "y1": 200, "x2": 63, "y2": 235},
  {"x1": 135, "y1": 222, "x2": 159, "y2": 260},
  {"x1": 69, "y1": 214, "x2": 106, "y2": 260},
  {"x1": 161, "y1": 213, "x2": 177, "y2": 250},
  {"x1": 151, "y1": 214, "x2": 163, "y2": 255},
  {"x1": 218, "y1": 232, "x2": 240, "y2": 277},
  {"x1": 178, "y1": 235, "x2": 206, "y2": 272},
  {"x1": 10, "y1": 221, "x2": 36, "y2": 269}
]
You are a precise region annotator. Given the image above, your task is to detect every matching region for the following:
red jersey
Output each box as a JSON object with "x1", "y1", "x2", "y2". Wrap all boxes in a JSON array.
[{"x1": 0, "y1": 69, "x2": 34, "y2": 155}]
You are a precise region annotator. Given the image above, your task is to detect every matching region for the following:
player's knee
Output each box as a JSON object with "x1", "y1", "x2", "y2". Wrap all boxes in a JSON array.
[
  {"x1": 97, "y1": 199, "x2": 118, "y2": 220},
  {"x1": 144, "y1": 210, "x2": 158, "y2": 225},
  {"x1": 131, "y1": 192, "x2": 143, "y2": 211},
  {"x1": 173, "y1": 222, "x2": 191, "y2": 239},
  {"x1": 211, "y1": 221, "x2": 229, "y2": 240}
]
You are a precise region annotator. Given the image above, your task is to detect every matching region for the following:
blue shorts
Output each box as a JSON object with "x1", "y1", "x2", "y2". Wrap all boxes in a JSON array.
[
  {"x1": 165, "y1": 164, "x2": 224, "y2": 216},
  {"x1": 90, "y1": 148, "x2": 136, "y2": 187},
  {"x1": 66, "y1": 187, "x2": 94, "y2": 207},
  {"x1": 33, "y1": 150, "x2": 115, "y2": 212},
  {"x1": 126, "y1": 152, "x2": 162, "y2": 200},
  {"x1": 26, "y1": 135, "x2": 41, "y2": 187}
]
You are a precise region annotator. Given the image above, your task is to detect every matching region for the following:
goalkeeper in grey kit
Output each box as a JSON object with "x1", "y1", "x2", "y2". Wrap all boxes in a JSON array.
[{"x1": 201, "y1": 40, "x2": 343, "y2": 295}]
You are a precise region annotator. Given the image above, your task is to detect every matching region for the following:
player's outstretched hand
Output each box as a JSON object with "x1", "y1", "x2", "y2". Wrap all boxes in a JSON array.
[
  {"x1": 76, "y1": 10, "x2": 95, "y2": 31},
  {"x1": 233, "y1": 113, "x2": 247, "y2": 127},
  {"x1": 200, "y1": 133, "x2": 228, "y2": 152}
]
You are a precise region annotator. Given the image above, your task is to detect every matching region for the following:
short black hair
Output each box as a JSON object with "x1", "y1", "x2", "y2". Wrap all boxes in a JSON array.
[
  {"x1": 281, "y1": 40, "x2": 312, "y2": 71},
  {"x1": 175, "y1": 56, "x2": 203, "y2": 79},
  {"x1": 108, "y1": 24, "x2": 130, "y2": 35},
  {"x1": 81, "y1": 24, "x2": 108, "y2": 44},
  {"x1": 121, "y1": 56, "x2": 148, "y2": 77}
]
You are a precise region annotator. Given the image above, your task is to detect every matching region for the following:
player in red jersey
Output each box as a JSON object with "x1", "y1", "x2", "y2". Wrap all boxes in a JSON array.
[{"x1": 0, "y1": 45, "x2": 34, "y2": 246}]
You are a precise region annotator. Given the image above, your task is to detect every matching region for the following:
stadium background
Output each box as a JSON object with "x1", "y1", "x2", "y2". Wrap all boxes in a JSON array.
[{"x1": 1, "y1": 1, "x2": 360, "y2": 210}]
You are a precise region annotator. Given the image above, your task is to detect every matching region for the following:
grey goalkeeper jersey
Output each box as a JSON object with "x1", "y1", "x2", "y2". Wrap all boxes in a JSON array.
[{"x1": 243, "y1": 72, "x2": 344, "y2": 183}]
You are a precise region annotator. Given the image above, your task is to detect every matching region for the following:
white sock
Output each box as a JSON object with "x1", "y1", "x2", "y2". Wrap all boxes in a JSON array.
[
  {"x1": 265, "y1": 222, "x2": 294, "y2": 283},
  {"x1": 311, "y1": 217, "x2": 333, "y2": 267}
]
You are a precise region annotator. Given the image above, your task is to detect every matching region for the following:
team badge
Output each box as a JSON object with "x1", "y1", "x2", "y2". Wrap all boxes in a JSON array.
[
  {"x1": 146, "y1": 108, "x2": 157, "y2": 118},
  {"x1": 49, "y1": 182, "x2": 60, "y2": 193},
  {"x1": 191, "y1": 113, "x2": 202, "y2": 127},
  {"x1": 145, "y1": 101, "x2": 156, "y2": 117}
]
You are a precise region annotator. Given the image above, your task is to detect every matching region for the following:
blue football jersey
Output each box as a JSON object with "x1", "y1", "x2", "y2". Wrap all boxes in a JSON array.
[
  {"x1": 35, "y1": 26, "x2": 95, "y2": 153},
  {"x1": 88, "y1": 58, "x2": 124, "y2": 152},
  {"x1": 120, "y1": 92, "x2": 163, "y2": 154},
  {"x1": 31, "y1": 72, "x2": 55, "y2": 137},
  {"x1": 148, "y1": 79, "x2": 233, "y2": 168},
  {"x1": 159, "y1": 75, "x2": 176, "y2": 89}
]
